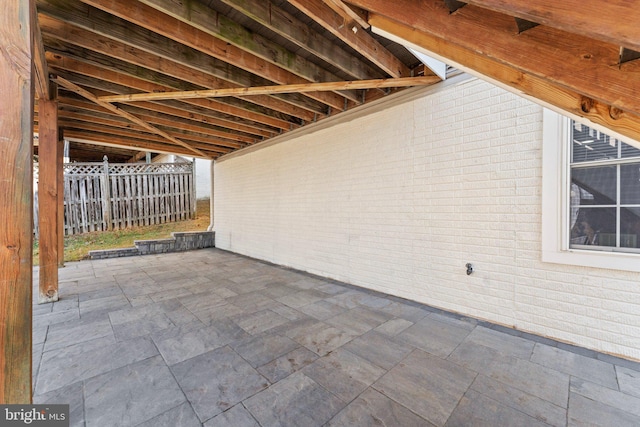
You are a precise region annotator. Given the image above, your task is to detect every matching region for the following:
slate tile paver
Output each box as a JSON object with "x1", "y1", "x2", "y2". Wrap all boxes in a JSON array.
[
  {"x1": 445, "y1": 389, "x2": 550, "y2": 427},
  {"x1": 470, "y1": 374, "x2": 567, "y2": 427},
  {"x1": 617, "y1": 365, "x2": 640, "y2": 398},
  {"x1": 257, "y1": 346, "x2": 319, "y2": 383},
  {"x1": 373, "y1": 349, "x2": 477, "y2": 426},
  {"x1": 285, "y1": 320, "x2": 355, "y2": 356},
  {"x1": 531, "y1": 343, "x2": 618, "y2": 390},
  {"x1": 302, "y1": 348, "x2": 386, "y2": 402},
  {"x1": 171, "y1": 346, "x2": 269, "y2": 422},
  {"x1": 244, "y1": 372, "x2": 345, "y2": 427},
  {"x1": 231, "y1": 332, "x2": 300, "y2": 368},
  {"x1": 136, "y1": 402, "x2": 202, "y2": 427},
  {"x1": 571, "y1": 377, "x2": 640, "y2": 418},
  {"x1": 462, "y1": 326, "x2": 535, "y2": 359},
  {"x1": 343, "y1": 330, "x2": 412, "y2": 370},
  {"x1": 568, "y1": 392, "x2": 640, "y2": 427},
  {"x1": 234, "y1": 309, "x2": 290, "y2": 335},
  {"x1": 325, "y1": 306, "x2": 391, "y2": 336},
  {"x1": 449, "y1": 341, "x2": 570, "y2": 407},
  {"x1": 327, "y1": 388, "x2": 433, "y2": 427},
  {"x1": 84, "y1": 355, "x2": 185, "y2": 427},
  {"x1": 397, "y1": 315, "x2": 471, "y2": 357},
  {"x1": 204, "y1": 404, "x2": 260, "y2": 427},
  {"x1": 36, "y1": 335, "x2": 158, "y2": 395},
  {"x1": 33, "y1": 381, "x2": 85, "y2": 427},
  {"x1": 31, "y1": 249, "x2": 640, "y2": 427},
  {"x1": 374, "y1": 317, "x2": 414, "y2": 336},
  {"x1": 154, "y1": 322, "x2": 248, "y2": 365}
]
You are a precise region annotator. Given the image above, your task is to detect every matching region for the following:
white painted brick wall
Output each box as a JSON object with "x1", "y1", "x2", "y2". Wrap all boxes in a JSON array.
[{"x1": 214, "y1": 78, "x2": 640, "y2": 360}]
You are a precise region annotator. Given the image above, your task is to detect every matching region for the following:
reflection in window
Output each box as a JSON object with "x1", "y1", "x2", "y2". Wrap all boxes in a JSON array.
[{"x1": 569, "y1": 122, "x2": 640, "y2": 252}]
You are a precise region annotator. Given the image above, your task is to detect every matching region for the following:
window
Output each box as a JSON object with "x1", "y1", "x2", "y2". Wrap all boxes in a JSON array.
[
  {"x1": 542, "y1": 109, "x2": 640, "y2": 272},
  {"x1": 569, "y1": 121, "x2": 640, "y2": 253}
]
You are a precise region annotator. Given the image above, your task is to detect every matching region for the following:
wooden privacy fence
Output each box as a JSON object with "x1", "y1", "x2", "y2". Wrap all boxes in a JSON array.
[{"x1": 34, "y1": 159, "x2": 195, "y2": 237}]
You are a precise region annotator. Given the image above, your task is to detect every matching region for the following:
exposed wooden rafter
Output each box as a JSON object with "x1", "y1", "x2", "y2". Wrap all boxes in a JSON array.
[
  {"x1": 459, "y1": 0, "x2": 640, "y2": 51},
  {"x1": 367, "y1": 13, "x2": 640, "y2": 144},
  {"x1": 322, "y1": 0, "x2": 370, "y2": 29},
  {"x1": 349, "y1": 0, "x2": 640, "y2": 142},
  {"x1": 31, "y1": 1, "x2": 51, "y2": 100},
  {"x1": 287, "y1": 0, "x2": 410, "y2": 78},
  {"x1": 138, "y1": 0, "x2": 361, "y2": 104},
  {"x1": 79, "y1": 0, "x2": 349, "y2": 111},
  {"x1": 98, "y1": 76, "x2": 441, "y2": 103},
  {"x1": 53, "y1": 76, "x2": 209, "y2": 158},
  {"x1": 218, "y1": 0, "x2": 382, "y2": 80},
  {"x1": 36, "y1": 5, "x2": 318, "y2": 121}
]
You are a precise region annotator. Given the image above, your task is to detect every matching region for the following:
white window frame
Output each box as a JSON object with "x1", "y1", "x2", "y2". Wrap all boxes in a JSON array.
[{"x1": 542, "y1": 108, "x2": 640, "y2": 272}]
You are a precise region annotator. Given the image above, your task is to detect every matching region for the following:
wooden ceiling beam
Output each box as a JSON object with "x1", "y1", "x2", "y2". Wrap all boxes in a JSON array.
[
  {"x1": 117, "y1": 106, "x2": 256, "y2": 145},
  {"x1": 364, "y1": 13, "x2": 640, "y2": 144},
  {"x1": 218, "y1": 0, "x2": 382, "y2": 80},
  {"x1": 139, "y1": 0, "x2": 361, "y2": 104},
  {"x1": 59, "y1": 130, "x2": 222, "y2": 158},
  {"x1": 460, "y1": 0, "x2": 640, "y2": 52},
  {"x1": 37, "y1": 11, "x2": 317, "y2": 121},
  {"x1": 57, "y1": 93, "x2": 275, "y2": 140},
  {"x1": 53, "y1": 114, "x2": 244, "y2": 152},
  {"x1": 98, "y1": 76, "x2": 441, "y2": 103},
  {"x1": 47, "y1": 59, "x2": 259, "y2": 145},
  {"x1": 44, "y1": 45, "x2": 296, "y2": 131},
  {"x1": 129, "y1": 102, "x2": 275, "y2": 139},
  {"x1": 54, "y1": 98, "x2": 248, "y2": 150},
  {"x1": 42, "y1": 119, "x2": 235, "y2": 154},
  {"x1": 79, "y1": 0, "x2": 348, "y2": 111},
  {"x1": 59, "y1": 122, "x2": 235, "y2": 154},
  {"x1": 322, "y1": 0, "x2": 369, "y2": 29},
  {"x1": 349, "y1": 0, "x2": 640, "y2": 118},
  {"x1": 287, "y1": 0, "x2": 409, "y2": 78},
  {"x1": 53, "y1": 76, "x2": 209, "y2": 158},
  {"x1": 32, "y1": 1, "x2": 52, "y2": 100}
]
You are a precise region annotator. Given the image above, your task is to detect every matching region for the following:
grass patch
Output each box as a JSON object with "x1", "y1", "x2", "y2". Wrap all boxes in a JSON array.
[{"x1": 34, "y1": 199, "x2": 210, "y2": 264}]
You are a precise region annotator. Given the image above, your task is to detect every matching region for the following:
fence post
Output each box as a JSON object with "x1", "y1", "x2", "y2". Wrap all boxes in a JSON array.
[
  {"x1": 101, "y1": 156, "x2": 112, "y2": 230},
  {"x1": 191, "y1": 158, "x2": 196, "y2": 219}
]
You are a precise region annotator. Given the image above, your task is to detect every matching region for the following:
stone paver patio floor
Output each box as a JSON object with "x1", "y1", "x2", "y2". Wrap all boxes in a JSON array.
[{"x1": 32, "y1": 248, "x2": 640, "y2": 426}]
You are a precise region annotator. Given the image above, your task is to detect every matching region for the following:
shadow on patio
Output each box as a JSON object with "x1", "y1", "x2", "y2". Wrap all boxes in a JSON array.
[{"x1": 32, "y1": 249, "x2": 640, "y2": 426}]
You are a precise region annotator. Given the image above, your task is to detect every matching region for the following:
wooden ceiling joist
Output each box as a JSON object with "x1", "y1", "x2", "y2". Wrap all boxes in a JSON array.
[
  {"x1": 54, "y1": 76, "x2": 209, "y2": 158},
  {"x1": 287, "y1": 0, "x2": 410, "y2": 78},
  {"x1": 322, "y1": 0, "x2": 370, "y2": 29},
  {"x1": 31, "y1": 1, "x2": 52, "y2": 100},
  {"x1": 98, "y1": 76, "x2": 441, "y2": 103},
  {"x1": 44, "y1": 44, "x2": 298, "y2": 131},
  {"x1": 365, "y1": 13, "x2": 640, "y2": 144},
  {"x1": 459, "y1": 0, "x2": 640, "y2": 52},
  {"x1": 61, "y1": 130, "x2": 223, "y2": 158},
  {"x1": 138, "y1": 0, "x2": 362, "y2": 104},
  {"x1": 79, "y1": 0, "x2": 349, "y2": 112},
  {"x1": 218, "y1": 0, "x2": 383, "y2": 80},
  {"x1": 37, "y1": 9, "x2": 318, "y2": 121},
  {"x1": 349, "y1": 0, "x2": 640, "y2": 135}
]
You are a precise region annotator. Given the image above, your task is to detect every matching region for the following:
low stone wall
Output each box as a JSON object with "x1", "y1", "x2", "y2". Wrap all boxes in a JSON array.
[{"x1": 89, "y1": 231, "x2": 215, "y2": 260}]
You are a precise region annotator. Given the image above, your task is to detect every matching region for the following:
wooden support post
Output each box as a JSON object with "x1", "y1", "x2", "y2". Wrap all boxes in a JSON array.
[
  {"x1": 57, "y1": 136, "x2": 65, "y2": 266},
  {"x1": 0, "y1": 0, "x2": 33, "y2": 403},
  {"x1": 38, "y1": 97, "x2": 60, "y2": 304}
]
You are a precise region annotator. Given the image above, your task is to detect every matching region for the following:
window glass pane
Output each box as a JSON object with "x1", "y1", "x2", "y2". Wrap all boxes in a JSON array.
[
  {"x1": 571, "y1": 166, "x2": 617, "y2": 205},
  {"x1": 572, "y1": 123, "x2": 617, "y2": 163},
  {"x1": 621, "y1": 208, "x2": 640, "y2": 248},
  {"x1": 621, "y1": 163, "x2": 640, "y2": 204},
  {"x1": 621, "y1": 141, "x2": 640, "y2": 159},
  {"x1": 569, "y1": 207, "x2": 616, "y2": 247}
]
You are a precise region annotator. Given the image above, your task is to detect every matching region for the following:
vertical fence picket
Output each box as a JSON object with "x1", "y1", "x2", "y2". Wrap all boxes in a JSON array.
[{"x1": 34, "y1": 161, "x2": 194, "y2": 236}]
